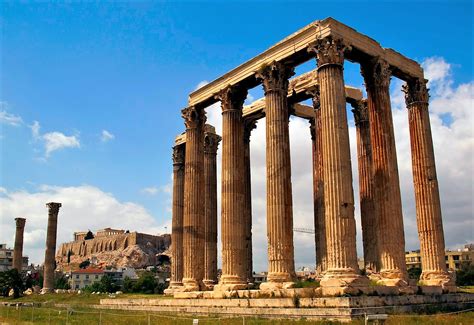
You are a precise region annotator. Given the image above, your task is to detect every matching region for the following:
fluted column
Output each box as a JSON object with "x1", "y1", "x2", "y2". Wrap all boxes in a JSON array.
[
  {"x1": 42, "y1": 202, "x2": 61, "y2": 293},
  {"x1": 351, "y1": 99, "x2": 378, "y2": 272},
  {"x1": 309, "y1": 37, "x2": 368, "y2": 295},
  {"x1": 243, "y1": 119, "x2": 257, "y2": 283},
  {"x1": 181, "y1": 106, "x2": 206, "y2": 291},
  {"x1": 308, "y1": 87, "x2": 327, "y2": 276},
  {"x1": 361, "y1": 59, "x2": 408, "y2": 287},
  {"x1": 166, "y1": 144, "x2": 186, "y2": 293},
  {"x1": 13, "y1": 218, "x2": 26, "y2": 271},
  {"x1": 256, "y1": 61, "x2": 296, "y2": 290},
  {"x1": 203, "y1": 129, "x2": 221, "y2": 289},
  {"x1": 403, "y1": 79, "x2": 455, "y2": 290},
  {"x1": 214, "y1": 85, "x2": 248, "y2": 291}
]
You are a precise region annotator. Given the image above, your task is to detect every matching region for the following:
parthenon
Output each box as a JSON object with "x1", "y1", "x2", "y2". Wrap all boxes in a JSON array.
[{"x1": 167, "y1": 17, "x2": 455, "y2": 297}]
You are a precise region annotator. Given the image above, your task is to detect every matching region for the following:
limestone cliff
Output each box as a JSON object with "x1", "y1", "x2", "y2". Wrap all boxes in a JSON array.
[{"x1": 56, "y1": 231, "x2": 170, "y2": 270}]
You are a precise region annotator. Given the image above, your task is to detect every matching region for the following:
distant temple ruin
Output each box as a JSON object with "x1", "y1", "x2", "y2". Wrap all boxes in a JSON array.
[{"x1": 56, "y1": 228, "x2": 170, "y2": 270}]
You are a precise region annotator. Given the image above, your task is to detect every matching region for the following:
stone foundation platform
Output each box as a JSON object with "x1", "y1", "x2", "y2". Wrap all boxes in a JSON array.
[{"x1": 100, "y1": 293, "x2": 474, "y2": 321}]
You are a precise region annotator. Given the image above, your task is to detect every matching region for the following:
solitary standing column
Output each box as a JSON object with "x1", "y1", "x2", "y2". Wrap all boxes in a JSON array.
[
  {"x1": 403, "y1": 78, "x2": 455, "y2": 291},
  {"x1": 361, "y1": 59, "x2": 409, "y2": 288},
  {"x1": 309, "y1": 37, "x2": 368, "y2": 296},
  {"x1": 203, "y1": 128, "x2": 221, "y2": 289},
  {"x1": 42, "y1": 202, "x2": 61, "y2": 293},
  {"x1": 257, "y1": 61, "x2": 296, "y2": 290},
  {"x1": 351, "y1": 99, "x2": 378, "y2": 272},
  {"x1": 181, "y1": 106, "x2": 206, "y2": 291},
  {"x1": 243, "y1": 119, "x2": 257, "y2": 283},
  {"x1": 13, "y1": 218, "x2": 26, "y2": 271},
  {"x1": 165, "y1": 144, "x2": 186, "y2": 294},
  {"x1": 308, "y1": 87, "x2": 327, "y2": 276},
  {"x1": 214, "y1": 85, "x2": 248, "y2": 291}
]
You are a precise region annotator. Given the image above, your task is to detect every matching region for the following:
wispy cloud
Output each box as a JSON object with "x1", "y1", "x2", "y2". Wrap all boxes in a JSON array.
[
  {"x1": 29, "y1": 121, "x2": 80, "y2": 158},
  {"x1": 0, "y1": 103, "x2": 23, "y2": 126},
  {"x1": 141, "y1": 186, "x2": 159, "y2": 195},
  {"x1": 101, "y1": 130, "x2": 115, "y2": 143}
]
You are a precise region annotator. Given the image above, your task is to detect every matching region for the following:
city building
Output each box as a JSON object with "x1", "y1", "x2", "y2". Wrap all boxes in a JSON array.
[
  {"x1": 406, "y1": 244, "x2": 474, "y2": 271},
  {"x1": 0, "y1": 243, "x2": 29, "y2": 271},
  {"x1": 104, "y1": 267, "x2": 138, "y2": 285},
  {"x1": 69, "y1": 268, "x2": 104, "y2": 290}
]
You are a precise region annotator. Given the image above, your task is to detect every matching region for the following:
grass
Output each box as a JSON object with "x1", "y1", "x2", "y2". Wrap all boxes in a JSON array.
[
  {"x1": 459, "y1": 286, "x2": 474, "y2": 294},
  {"x1": 293, "y1": 280, "x2": 320, "y2": 289}
]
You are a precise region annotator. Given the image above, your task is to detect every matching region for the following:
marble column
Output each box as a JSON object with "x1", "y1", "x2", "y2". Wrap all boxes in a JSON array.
[
  {"x1": 309, "y1": 37, "x2": 368, "y2": 295},
  {"x1": 403, "y1": 78, "x2": 455, "y2": 290},
  {"x1": 361, "y1": 58, "x2": 409, "y2": 287},
  {"x1": 166, "y1": 144, "x2": 186, "y2": 293},
  {"x1": 203, "y1": 129, "x2": 221, "y2": 289},
  {"x1": 256, "y1": 61, "x2": 296, "y2": 290},
  {"x1": 243, "y1": 119, "x2": 257, "y2": 283},
  {"x1": 308, "y1": 87, "x2": 327, "y2": 276},
  {"x1": 42, "y1": 202, "x2": 61, "y2": 293},
  {"x1": 13, "y1": 218, "x2": 26, "y2": 271},
  {"x1": 214, "y1": 85, "x2": 248, "y2": 291},
  {"x1": 351, "y1": 99, "x2": 378, "y2": 272},
  {"x1": 181, "y1": 106, "x2": 206, "y2": 291}
]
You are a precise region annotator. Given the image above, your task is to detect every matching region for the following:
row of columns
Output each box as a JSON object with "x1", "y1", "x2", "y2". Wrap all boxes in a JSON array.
[
  {"x1": 11, "y1": 203, "x2": 61, "y2": 294},
  {"x1": 170, "y1": 35, "x2": 453, "y2": 294}
]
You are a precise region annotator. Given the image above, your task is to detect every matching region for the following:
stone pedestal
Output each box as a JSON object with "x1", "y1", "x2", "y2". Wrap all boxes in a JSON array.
[
  {"x1": 165, "y1": 145, "x2": 186, "y2": 295},
  {"x1": 403, "y1": 79, "x2": 455, "y2": 291},
  {"x1": 243, "y1": 119, "x2": 257, "y2": 283},
  {"x1": 181, "y1": 106, "x2": 206, "y2": 292},
  {"x1": 361, "y1": 59, "x2": 408, "y2": 287},
  {"x1": 13, "y1": 218, "x2": 26, "y2": 272},
  {"x1": 203, "y1": 129, "x2": 221, "y2": 289},
  {"x1": 351, "y1": 100, "x2": 378, "y2": 272},
  {"x1": 257, "y1": 61, "x2": 296, "y2": 290},
  {"x1": 308, "y1": 88, "x2": 327, "y2": 276},
  {"x1": 309, "y1": 37, "x2": 368, "y2": 296},
  {"x1": 42, "y1": 202, "x2": 61, "y2": 293},
  {"x1": 214, "y1": 85, "x2": 248, "y2": 291}
]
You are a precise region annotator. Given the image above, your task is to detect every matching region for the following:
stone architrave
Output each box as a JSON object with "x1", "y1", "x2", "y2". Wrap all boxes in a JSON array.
[
  {"x1": 166, "y1": 144, "x2": 186, "y2": 294},
  {"x1": 256, "y1": 61, "x2": 296, "y2": 290},
  {"x1": 214, "y1": 85, "x2": 248, "y2": 291},
  {"x1": 308, "y1": 37, "x2": 368, "y2": 295},
  {"x1": 13, "y1": 218, "x2": 26, "y2": 271},
  {"x1": 361, "y1": 58, "x2": 409, "y2": 287},
  {"x1": 181, "y1": 106, "x2": 206, "y2": 292},
  {"x1": 42, "y1": 202, "x2": 61, "y2": 293},
  {"x1": 403, "y1": 79, "x2": 455, "y2": 291},
  {"x1": 351, "y1": 99, "x2": 378, "y2": 272},
  {"x1": 307, "y1": 87, "x2": 327, "y2": 276},
  {"x1": 203, "y1": 130, "x2": 221, "y2": 289},
  {"x1": 243, "y1": 119, "x2": 257, "y2": 283}
]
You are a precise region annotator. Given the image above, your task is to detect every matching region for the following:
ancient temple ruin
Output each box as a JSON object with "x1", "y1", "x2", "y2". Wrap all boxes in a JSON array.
[{"x1": 166, "y1": 17, "x2": 454, "y2": 296}]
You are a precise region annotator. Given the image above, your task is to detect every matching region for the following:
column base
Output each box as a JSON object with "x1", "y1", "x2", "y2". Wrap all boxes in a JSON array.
[
  {"x1": 420, "y1": 270, "x2": 456, "y2": 292},
  {"x1": 377, "y1": 269, "x2": 409, "y2": 287},
  {"x1": 40, "y1": 288, "x2": 54, "y2": 294},
  {"x1": 213, "y1": 275, "x2": 247, "y2": 292},
  {"x1": 164, "y1": 282, "x2": 184, "y2": 295},
  {"x1": 320, "y1": 268, "x2": 370, "y2": 296},
  {"x1": 182, "y1": 278, "x2": 202, "y2": 292}
]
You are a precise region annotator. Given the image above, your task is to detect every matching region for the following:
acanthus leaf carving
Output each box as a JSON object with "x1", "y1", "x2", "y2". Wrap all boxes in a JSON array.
[
  {"x1": 181, "y1": 106, "x2": 206, "y2": 129},
  {"x1": 402, "y1": 78, "x2": 429, "y2": 107},
  {"x1": 308, "y1": 36, "x2": 348, "y2": 67},
  {"x1": 256, "y1": 61, "x2": 295, "y2": 96}
]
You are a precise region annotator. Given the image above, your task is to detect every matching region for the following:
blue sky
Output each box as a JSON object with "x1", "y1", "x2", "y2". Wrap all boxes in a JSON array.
[{"x1": 1, "y1": 1, "x2": 473, "y2": 268}]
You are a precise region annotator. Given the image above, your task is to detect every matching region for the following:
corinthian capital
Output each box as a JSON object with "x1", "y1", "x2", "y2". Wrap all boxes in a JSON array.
[
  {"x1": 306, "y1": 86, "x2": 321, "y2": 110},
  {"x1": 46, "y1": 202, "x2": 62, "y2": 214},
  {"x1": 172, "y1": 145, "x2": 185, "y2": 165},
  {"x1": 402, "y1": 78, "x2": 429, "y2": 107},
  {"x1": 215, "y1": 84, "x2": 248, "y2": 112},
  {"x1": 256, "y1": 61, "x2": 295, "y2": 96},
  {"x1": 15, "y1": 218, "x2": 26, "y2": 228},
  {"x1": 351, "y1": 99, "x2": 369, "y2": 126},
  {"x1": 308, "y1": 36, "x2": 348, "y2": 67},
  {"x1": 181, "y1": 106, "x2": 206, "y2": 129},
  {"x1": 360, "y1": 58, "x2": 392, "y2": 90},
  {"x1": 204, "y1": 132, "x2": 221, "y2": 154},
  {"x1": 243, "y1": 119, "x2": 257, "y2": 144}
]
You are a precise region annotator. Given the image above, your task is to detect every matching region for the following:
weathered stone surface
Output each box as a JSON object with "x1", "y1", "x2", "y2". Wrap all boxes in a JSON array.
[
  {"x1": 42, "y1": 202, "x2": 61, "y2": 293},
  {"x1": 13, "y1": 218, "x2": 26, "y2": 271}
]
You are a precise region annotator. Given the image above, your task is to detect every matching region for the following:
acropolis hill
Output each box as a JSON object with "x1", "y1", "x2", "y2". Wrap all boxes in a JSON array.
[{"x1": 56, "y1": 228, "x2": 170, "y2": 270}]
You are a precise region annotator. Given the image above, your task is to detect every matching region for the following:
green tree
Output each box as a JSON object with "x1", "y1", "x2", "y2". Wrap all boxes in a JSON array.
[
  {"x1": 122, "y1": 276, "x2": 134, "y2": 293},
  {"x1": 408, "y1": 267, "x2": 422, "y2": 280},
  {"x1": 132, "y1": 272, "x2": 157, "y2": 294},
  {"x1": 0, "y1": 269, "x2": 26, "y2": 298},
  {"x1": 456, "y1": 262, "x2": 474, "y2": 286},
  {"x1": 83, "y1": 274, "x2": 118, "y2": 293},
  {"x1": 84, "y1": 230, "x2": 94, "y2": 240},
  {"x1": 79, "y1": 259, "x2": 90, "y2": 269},
  {"x1": 54, "y1": 273, "x2": 71, "y2": 290}
]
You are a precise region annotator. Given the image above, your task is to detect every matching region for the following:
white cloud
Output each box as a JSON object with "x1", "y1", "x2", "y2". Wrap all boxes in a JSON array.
[
  {"x1": 0, "y1": 104, "x2": 23, "y2": 126},
  {"x1": 200, "y1": 57, "x2": 474, "y2": 272},
  {"x1": 101, "y1": 130, "x2": 115, "y2": 143},
  {"x1": 0, "y1": 185, "x2": 166, "y2": 264},
  {"x1": 195, "y1": 80, "x2": 209, "y2": 90},
  {"x1": 28, "y1": 121, "x2": 80, "y2": 158},
  {"x1": 141, "y1": 186, "x2": 158, "y2": 195}
]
